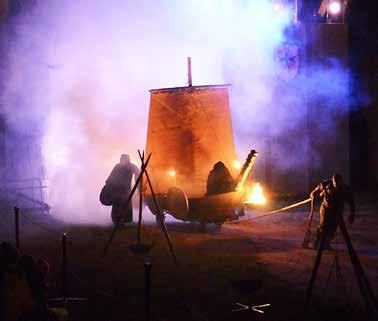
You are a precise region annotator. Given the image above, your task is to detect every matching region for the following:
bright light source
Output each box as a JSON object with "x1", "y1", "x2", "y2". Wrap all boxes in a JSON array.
[
  {"x1": 232, "y1": 160, "x2": 242, "y2": 170},
  {"x1": 168, "y1": 170, "x2": 176, "y2": 177},
  {"x1": 272, "y1": 2, "x2": 283, "y2": 12},
  {"x1": 245, "y1": 183, "x2": 267, "y2": 205},
  {"x1": 329, "y1": 1, "x2": 342, "y2": 15}
]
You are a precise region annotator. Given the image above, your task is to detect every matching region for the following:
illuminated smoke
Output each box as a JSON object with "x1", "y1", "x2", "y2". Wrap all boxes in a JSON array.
[{"x1": 1, "y1": 0, "x2": 349, "y2": 223}]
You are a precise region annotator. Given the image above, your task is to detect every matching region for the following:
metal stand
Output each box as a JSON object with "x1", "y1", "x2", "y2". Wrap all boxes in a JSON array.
[
  {"x1": 49, "y1": 233, "x2": 86, "y2": 304},
  {"x1": 305, "y1": 219, "x2": 378, "y2": 318}
]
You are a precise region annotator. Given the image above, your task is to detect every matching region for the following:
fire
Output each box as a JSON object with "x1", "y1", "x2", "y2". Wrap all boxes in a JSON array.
[
  {"x1": 232, "y1": 160, "x2": 242, "y2": 170},
  {"x1": 246, "y1": 182, "x2": 266, "y2": 205},
  {"x1": 168, "y1": 169, "x2": 176, "y2": 177}
]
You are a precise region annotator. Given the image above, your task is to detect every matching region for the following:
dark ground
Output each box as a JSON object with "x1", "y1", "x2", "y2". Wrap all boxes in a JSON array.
[{"x1": 1, "y1": 198, "x2": 378, "y2": 321}]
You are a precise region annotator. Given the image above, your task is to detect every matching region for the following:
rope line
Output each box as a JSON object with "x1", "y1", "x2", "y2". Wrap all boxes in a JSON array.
[
  {"x1": 18, "y1": 211, "x2": 63, "y2": 237},
  {"x1": 224, "y1": 198, "x2": 312, "y2": 225}
]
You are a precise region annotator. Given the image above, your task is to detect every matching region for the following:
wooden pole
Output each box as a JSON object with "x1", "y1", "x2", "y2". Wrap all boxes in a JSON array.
[
  {"x1": 302, "y1": 198, "x2": 315, "y2": 248},
  {"x1": 338, "y1": 219, "x2": 378, "y2": 313},
  {"x1": 187, "y1": 57, "x2": 192, "y2": 87},
  {"x1": 14, "y1": 207, "x2": 20, "y2": 250},
  {"x1": 137, "y1": 151, "x2": 145, "y2": 245},
  {"x1": 305, "y1": 225, "x2": 328, "y2": 309},
  {"x1": 62, "y1": 233, "x2": 68, "y2": 301},
  {"x1": 137, "y1": 150, "x2": 178, "y2": 266}
]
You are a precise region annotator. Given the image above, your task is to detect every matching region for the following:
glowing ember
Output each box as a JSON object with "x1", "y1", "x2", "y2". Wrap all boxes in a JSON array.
[
  {"x1": 246, "y1": 183, "x2": 266, "y2": 205},
  {"x1": 168, "y1": 170, "x2": 176, "y2": 177}
]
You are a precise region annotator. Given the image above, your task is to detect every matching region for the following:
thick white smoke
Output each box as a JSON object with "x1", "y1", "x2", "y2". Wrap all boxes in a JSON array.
[{"x1": 2, "y1": 0, "x2": 348, "y2": 223}]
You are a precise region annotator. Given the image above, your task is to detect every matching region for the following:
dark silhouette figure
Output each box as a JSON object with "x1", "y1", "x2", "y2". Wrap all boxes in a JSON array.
[
  {"x1": 310, "y1": 173, "x2": 356, "y2": 249},
  {"x1": 101, "y1": 154, "x2": 140, "y2": 226},
  {"x1": 206, "y1": 161, "x2": 235, "y2": 195}
]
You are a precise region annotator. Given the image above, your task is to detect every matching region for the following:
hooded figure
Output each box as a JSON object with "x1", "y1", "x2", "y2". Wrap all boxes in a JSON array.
[
  {"x1": 206, "y1": 161, "x2": 235, "y2": 195},
  {"x1": 101, "y1": 154, "x2": 140, "y2": 225}
]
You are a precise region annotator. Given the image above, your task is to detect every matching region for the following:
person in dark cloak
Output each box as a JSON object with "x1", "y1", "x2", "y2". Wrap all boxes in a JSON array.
[
  {"x1": 104, "y1": 154, "x2": 140, "y2": 226},
  {"x1": 310, "y1": 173, "x2": 356, "y2": 250},
  {"x1": 206, "y1": 161, "x2": 235, "y2": 195}
]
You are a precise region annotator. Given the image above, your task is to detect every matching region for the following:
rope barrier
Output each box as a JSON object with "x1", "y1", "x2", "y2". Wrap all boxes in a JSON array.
[
  {"x1": 7, "y1": 205, "x2": 212, "y2": 320},
  {"x1": 18, "y1": 210, "x2": 63, "y2": 236}
]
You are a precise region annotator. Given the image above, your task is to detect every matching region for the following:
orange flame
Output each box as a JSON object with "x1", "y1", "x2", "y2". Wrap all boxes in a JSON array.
[
  {"x1": 246, "y1": 182, "x2": 266, "y2": 205},
  {"x1": 232, "y1": 160, "x2": 242, "y2": 170}
]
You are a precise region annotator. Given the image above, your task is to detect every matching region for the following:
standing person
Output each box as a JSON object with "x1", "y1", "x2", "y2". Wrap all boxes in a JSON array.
[
  {"x1": 103, "y1": 154, "x2": 140, "y2": 226},
  {"x1": 310, "y1": 173, "x2": 356, "y2": 250}
]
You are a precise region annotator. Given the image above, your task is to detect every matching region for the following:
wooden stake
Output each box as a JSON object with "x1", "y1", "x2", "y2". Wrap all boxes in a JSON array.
[
  {"x1": 14, "y1": 207, "x2": 20, "y2": 250},
  {"x1": 62, "y1": 233, "x2": 68, "y2": 300}
]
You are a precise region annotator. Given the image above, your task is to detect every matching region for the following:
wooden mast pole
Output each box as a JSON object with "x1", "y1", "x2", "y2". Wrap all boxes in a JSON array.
[{"x1": 187, "y1": 57, "x2": 192, "y2": 87}]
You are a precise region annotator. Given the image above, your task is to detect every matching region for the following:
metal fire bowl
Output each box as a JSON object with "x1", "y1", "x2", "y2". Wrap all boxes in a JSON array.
[{"x1": 128, "y1": 243, "x2": 154, "y2": 256}]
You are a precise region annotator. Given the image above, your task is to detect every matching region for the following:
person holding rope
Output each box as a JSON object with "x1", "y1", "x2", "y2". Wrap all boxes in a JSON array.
[{"x1": 310, "y1": 173, "x2": 356, "y2": 250}]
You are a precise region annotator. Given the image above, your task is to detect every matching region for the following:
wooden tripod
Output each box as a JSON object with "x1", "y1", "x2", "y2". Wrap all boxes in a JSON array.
[
  {"x1": 102, "y1": 151, "x2": 178, "y2": 265},
  {"x1": 305, "y1": 217, "x2": 378, "y2": 318},
  {"x1": 302, "y1": 198, "x2": 315, "y2": 248}
]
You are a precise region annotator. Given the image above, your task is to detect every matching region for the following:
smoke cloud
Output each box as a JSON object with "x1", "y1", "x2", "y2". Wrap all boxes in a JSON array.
[{"x1": 1, "y1": 0, "x2": 350, "y2": 223}]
